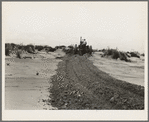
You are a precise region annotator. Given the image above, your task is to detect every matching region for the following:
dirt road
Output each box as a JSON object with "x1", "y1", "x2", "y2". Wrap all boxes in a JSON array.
[{"x1": 50, "y1": 55, "x2": 144, "y2": 110}]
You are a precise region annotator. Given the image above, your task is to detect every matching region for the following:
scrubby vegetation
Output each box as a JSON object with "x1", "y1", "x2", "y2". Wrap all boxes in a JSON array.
[
  {"x1": 35, "y1": 45, "x2": 44, "y2": 51},
  {"x1": 16, "y1": 50, "x2": 22, "y2": 59},
  {"x1": 55, "y1": 45, "x2": 66, "y2": 49},
  {"x1": 5, "y1": 43, "x2": 13, "y2": 56},
  {"x1": 5, "y1": 48, "x2": 10, "y2": 56},
  {"x1": 101, "y1": 48, "x2": 131, "y2": 62},
  {"x1": 5, "y1": 40, "x2": 143, "y2": 62},
  {"x1": 98, "y1": 47, "x2": 144, "y2": 62},
  {"x1": 45, "y1": 46, "x2": 56, "y2": 52},
  {"x1": 130, "y1": 52, "x2": 140, "y2": 58},
  {"x1": 141, "y1": 53, "x2": 145, "y2": 56},
  {"x1": 63, "y1": 38, "x2": 93, "y2": 56},
  {"x1": 5, "y1": 42, "x2": 59, "y2": 59}
]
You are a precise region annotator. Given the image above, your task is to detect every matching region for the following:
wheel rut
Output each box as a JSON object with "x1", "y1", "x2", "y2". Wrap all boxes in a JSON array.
[{"x1": 49, "y1": 55, "x2": 144, "y2": 110}]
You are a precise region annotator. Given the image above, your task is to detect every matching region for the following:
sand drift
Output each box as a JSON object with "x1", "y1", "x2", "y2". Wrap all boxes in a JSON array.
[
  {"x1": 5, "y1": 49, "x2": 65, "y2": 110},
  {"x1": 89, "y1": 52, "x2": 144, "y2": 86},
  {"x1": 5, "y1": 50, "x2": 144, "y2": 110}
]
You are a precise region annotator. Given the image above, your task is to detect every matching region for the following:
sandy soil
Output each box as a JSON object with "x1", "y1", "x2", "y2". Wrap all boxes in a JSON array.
[
  {"x1": 5, "y1": 49, "x2": 144, "y2": 110},
  {"x1": 50, "y1": 55, "x2": 144, "y2": 110},
  {"x1": 89, "y1": 52, "x2": 144, "y2": 86},
  {"x1": 5, "y1": 49, "x2": 65, "y2": 110}
]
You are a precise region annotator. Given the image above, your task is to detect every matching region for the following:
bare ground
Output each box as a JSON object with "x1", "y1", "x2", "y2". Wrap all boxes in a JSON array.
[
  {"x1": 49, "y1": 55, "x2": 144, "y2": 110},
  {"x1": 5, "y1": 49, "x2": 65, "y2": 110},
  {"x1": 5, "y1": 50, "x2": 144, "y2": 110},
  {"x1": 89, "y1": 52, "x2": 144, "y2": 86}
]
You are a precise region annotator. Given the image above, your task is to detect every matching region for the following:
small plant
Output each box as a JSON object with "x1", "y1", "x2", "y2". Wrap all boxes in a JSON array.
[
  {"x1": 49, "y1": 47, "x2": 56, "y2": 52},
  {"x1": 119, "y1": 52, "x2": 128, "y2": 61},
  {"x1": 141, "y1": 53, "x2": 145, "y2": 56},
  {"x1": 5, "y1": 43, "x2": 13, "y2": 56},
  {"x1": 16, "y1": 50, "x2": 22, "y2": 59},
  {"x1": 5, "y1": 48, "x2": 10, "y2": 56},
  {"x1": 111, "y1": 49, "x2": 120, "y2": 59},
  {"x1": 130, "y1": 52, "x2": 140, "y2": 58},
  {"x1": 35, "y1": 45, "x2": 44, "y2": 51},
  {"x1": 102, "y1": 48, "x2": 130, "y2": 62},
  {"x1": 55, "y1": 45, "x2": 66, "y2": 49}
]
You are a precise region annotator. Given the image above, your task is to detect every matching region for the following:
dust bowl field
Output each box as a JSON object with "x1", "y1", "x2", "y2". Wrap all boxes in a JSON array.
[
  {"x1": 50, "y1": 55, "x2": 144, "y2": 110},
  {"x1": 5, "y1": 49, "x2": 144, "y2": 110}
]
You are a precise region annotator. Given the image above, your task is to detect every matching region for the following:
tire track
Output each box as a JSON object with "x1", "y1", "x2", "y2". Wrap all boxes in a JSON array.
[{"x1": 50, "y1": 55, "x2": 144, "y2": 110}]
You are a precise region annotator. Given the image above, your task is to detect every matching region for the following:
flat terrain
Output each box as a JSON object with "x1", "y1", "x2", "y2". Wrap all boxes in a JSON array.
[
  {"x1": 5, "y1": 49, "x2": 65, "y2": 110},
  {"x1": 5, "y1": 50, "x2": 144, "y2": 110}
]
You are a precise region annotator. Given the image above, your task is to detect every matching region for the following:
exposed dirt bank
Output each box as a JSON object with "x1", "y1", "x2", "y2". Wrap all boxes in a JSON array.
[{"x1": 50, "y1": 55, "x2": 144, "y2": 110}]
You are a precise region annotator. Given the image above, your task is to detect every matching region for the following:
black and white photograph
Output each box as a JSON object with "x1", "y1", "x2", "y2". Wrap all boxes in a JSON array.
[{"x1": 2, "y1": 1, "x2": 148, "y2": 121}]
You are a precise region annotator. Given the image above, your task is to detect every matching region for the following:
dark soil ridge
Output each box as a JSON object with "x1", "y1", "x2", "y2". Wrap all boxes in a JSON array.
[{"x1": 48, "y1": 55, "x2": 144, "y2": 110}]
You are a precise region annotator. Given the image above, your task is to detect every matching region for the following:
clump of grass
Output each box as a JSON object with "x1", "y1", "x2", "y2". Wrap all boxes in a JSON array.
[
  {"x1": 111, "y1": 49, "x2": 120, "y2": 59},
  {"x1": 16, "y1": 50, "x2": 22, "y2": 59},
  {"x1": 5, "y1": 43, "x2": 13, "y2": 56},
  {"x1": 141, "y1": 53, "x2": 145, "y2": 56},
  {"x1": 25, "y1": 44, "x2": 35, "y2": 54},
  {"x1": 48, "y1": 47, "x2": 56, "y2": 52},
  {"x1": 64, "y1": 45, "x2": 74, "y2": 55},
  {"x1": 102, "y1": 48, "x2": 130, "y2": 62},
  {"x1": 55, "y1": 45, "x2": 66, "y2": 49},
  {"x1": 130, "y1": 52, "x2": 140, "y2": 58},
  {"x1": 119, "y1": 52, "x2": 128, "y2": 61},
  {"x1": 35, "y1": 45, "x2": 44, "y2": 51},
  {"x1": 27, "y1": 46, "x2": 34, "y2": 53},
  {"x1": 5, "y1": 48, "x2": 10, "y2": 56},
  {"x1": 44, "y1": 45, "x2": 56, "y2": 53},
  {"x1": 35, "y1": 45, "x2": 56, "y2": 52}
]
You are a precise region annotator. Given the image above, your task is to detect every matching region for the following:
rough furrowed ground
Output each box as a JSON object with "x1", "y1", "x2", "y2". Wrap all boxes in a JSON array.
[{"x1": 49, "y1": 55, "x2": 144, "y2": 110}]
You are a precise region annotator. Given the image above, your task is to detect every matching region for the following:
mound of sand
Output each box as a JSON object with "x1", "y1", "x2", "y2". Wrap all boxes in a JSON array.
[{"x1": 89, "y1": 52, "x2": 144, "y2": 86}]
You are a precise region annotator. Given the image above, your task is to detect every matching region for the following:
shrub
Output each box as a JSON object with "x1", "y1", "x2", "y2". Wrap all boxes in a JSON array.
[
  {"x1": 26, "y1": 44, "x2": 35, "y2": 52},
  {"x1": 35, "y1": 45, "x2": 44, "y2": 51},
  {"x1": 5, "y1": 43, "x2": 13, "y2": 56},
  {"x1": 119, "y1": 52, "x2": 128, "y2": 61},
  {"x1": 5, "y1": 48, "x2": 10, "y2": 56},
  {"x1": 102, "y1": 48, "x2": 130, "y2": 62},
  {"x1": 126, "y1": 53, "x2": 131, "y2": 58},
  {"x1": 130, "y1": 52, "x2": 140, "y2": 58},
  {"x1": 55, "y1": 45, "x2": 66, "y2": 49},
  {"x1": 49, "y1": 47, "x2": 56, "y2": 52},
  {"x1": 27, "y1": 46, "x2": 34, "y2": 53},
  {"x1": 106, "y1": 48, "x2": 113, "y2": 55},
  {"x1": 63, "y1": 47, "x2": 71, "y2": 54},
  {"x1": 102, "y1": 49, "x2": 106, "y2": 52},
  {"x1": 111, "y1": 50, "x2": 120, "y2": 59},
  {"x1": 16, "y1": 50, "x2": 22, "y2": 59},
  {"x1": 18, "y1": 45, "x2": 23, "y2": 50}
]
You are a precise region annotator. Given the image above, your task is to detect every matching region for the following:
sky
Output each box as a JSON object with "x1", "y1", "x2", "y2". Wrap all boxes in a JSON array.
[{"x1": 2, "y1": 2, "x2": 147, "y2": 53}]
